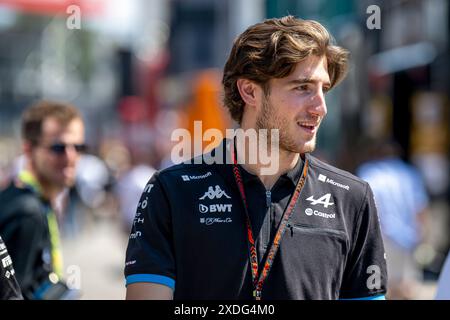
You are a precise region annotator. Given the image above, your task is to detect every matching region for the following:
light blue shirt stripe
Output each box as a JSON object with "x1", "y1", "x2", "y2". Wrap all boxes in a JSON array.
[
  {"x1": 126, "y1": 274, "x2": 175, "y2": 290},
  {"x1": 340, "y1": 295, "x2": 386, "y2": 300}
]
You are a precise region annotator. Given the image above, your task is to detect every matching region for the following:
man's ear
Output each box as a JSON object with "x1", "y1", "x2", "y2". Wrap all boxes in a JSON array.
[{"x1": 236, "y1": 78, "x2": 261, "y2": 108}]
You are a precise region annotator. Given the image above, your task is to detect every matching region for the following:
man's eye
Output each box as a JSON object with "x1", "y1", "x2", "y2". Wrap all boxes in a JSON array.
[{"x1": 296, "y1": 85, "x2": 310, "y2": 91}]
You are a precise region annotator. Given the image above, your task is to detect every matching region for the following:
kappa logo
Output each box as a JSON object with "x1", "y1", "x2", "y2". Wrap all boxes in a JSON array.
[
  {"x1": 199, "y1": 185, "x2": 231, "y2": 200},
  {"x1": 306, "y1": 193, "x2": 334, "y2": 208},
  {"x1": 199, "y1": 203, "x2": 232, "y2": 213},
  {"x1": 181, "y1": 171, "x2": 212, "y2": 181}
]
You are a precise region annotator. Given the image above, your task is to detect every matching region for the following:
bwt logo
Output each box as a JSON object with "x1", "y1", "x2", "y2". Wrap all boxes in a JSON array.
[{"x1": 199, "y1": 204, "x2": 232, "y2": 213}]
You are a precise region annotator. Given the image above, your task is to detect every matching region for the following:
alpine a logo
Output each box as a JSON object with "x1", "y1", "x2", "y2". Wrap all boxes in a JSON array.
[
  {"x1": 199, "y1": 185, "x2": 231, "y2": 200},
  {"x1": 306, "y1": 193, "x2": 334, "y2": 208},
  {"x1": 199, "y1": 203, "x2": 232, "y2": 213},
  {"x1": 305, "y1": 208, "x2": 336, "y2": 219},
  {"x1": 318, "y1": 174, "x2": 350, "y2": 191},
  {"x1": 181, "y1": 171, "x2": 212, "y2": 181}
]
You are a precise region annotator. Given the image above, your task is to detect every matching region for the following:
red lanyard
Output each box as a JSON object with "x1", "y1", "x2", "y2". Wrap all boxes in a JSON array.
[{"x1": 231, "y1": 150, "x2": 309, "y2": 300}]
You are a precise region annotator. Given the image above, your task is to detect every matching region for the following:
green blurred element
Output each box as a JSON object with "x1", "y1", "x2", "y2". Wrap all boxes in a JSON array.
[
  {"x1": 266, "y1": 0, "x2": 354, "y2": 22},
  {"x1": 14, "y1": 12, "x2": 51, "y2": 30},
  {"x1": 14, "y1": 12, "x2": 95, "y2": 83},
  {"x1": 67, "y1": 28, "x2": 94, "y2": 83}
]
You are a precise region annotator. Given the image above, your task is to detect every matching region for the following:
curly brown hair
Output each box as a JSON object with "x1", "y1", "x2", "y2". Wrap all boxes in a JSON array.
[{"x1": 222, "y1": 15, "x2": 349, "y2": 124}]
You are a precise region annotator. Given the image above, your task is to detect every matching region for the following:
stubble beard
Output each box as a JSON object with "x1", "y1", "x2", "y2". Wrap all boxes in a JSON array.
[{"x1": 256, "y1": 95, "x2": 316, "y2": 155}]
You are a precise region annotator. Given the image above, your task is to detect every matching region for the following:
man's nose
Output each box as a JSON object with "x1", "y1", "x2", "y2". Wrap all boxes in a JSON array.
[
  {"x1": 65, "y1": 145, "x2": 81, "y2": 161},
  {"x1": 308, "y1": 90, "x2": 327, "y2": 117}
]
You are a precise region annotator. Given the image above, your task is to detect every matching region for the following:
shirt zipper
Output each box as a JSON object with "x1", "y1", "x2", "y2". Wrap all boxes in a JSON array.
[{"x1": 265, "y1": 190, "x2": 271, "y2": 208}]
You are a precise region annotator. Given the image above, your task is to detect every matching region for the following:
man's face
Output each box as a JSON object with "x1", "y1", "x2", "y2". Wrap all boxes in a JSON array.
[
  {"x1": 30, "y1": 117, "x2": 85, "y2": 190},
  {"x1": 256, "y1": 55, "x2": 330, "y2": 154}
]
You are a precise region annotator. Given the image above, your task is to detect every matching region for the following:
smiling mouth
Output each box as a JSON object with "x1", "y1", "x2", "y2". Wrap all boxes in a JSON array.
[{"x1": 297, "y1": 122, "x2": 318, "y2": 132}]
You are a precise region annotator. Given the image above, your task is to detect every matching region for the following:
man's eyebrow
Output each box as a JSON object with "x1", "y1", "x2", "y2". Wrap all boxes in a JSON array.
[{"x1": 287, "y1": 78, "x2": 331, "y2": 88}]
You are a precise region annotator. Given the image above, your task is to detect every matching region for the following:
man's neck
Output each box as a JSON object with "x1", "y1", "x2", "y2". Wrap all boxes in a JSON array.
[
  {"x1": 25, "y1": 164, "x2": 60, "y2": 202},
  {"x1": 235, "y1": 136, "x2": 300, "y2": 190}
]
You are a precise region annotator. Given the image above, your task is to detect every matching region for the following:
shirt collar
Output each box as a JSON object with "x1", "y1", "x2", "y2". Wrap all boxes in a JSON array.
[
  {"x1": 213, "y1": 138, "x2": 305, "y2": 188},
  {"x1": 283, "y1": 154, "x2": 304, "y2": 187}
]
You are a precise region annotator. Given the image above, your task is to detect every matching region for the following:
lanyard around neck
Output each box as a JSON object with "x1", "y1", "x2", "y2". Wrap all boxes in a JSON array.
[
  {"x1": 17, "y1": 171, "x2": 64, "y2": 278},
  {"x1": 231, "y1": 149, "x2": 309, "y2": 300}
]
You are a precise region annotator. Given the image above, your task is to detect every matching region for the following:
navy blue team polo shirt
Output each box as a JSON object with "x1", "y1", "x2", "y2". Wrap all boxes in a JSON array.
[{"x1": 125, "y1": 139, "x2": 387, "y2": 300}]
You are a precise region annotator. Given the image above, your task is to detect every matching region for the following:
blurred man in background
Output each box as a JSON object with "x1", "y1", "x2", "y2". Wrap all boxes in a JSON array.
[
  {"x1": 0, "y1": 100, "x2": 85, "y2": 299},
  {"x1": 357, "y1": 139, "x2": 429, "y2": 299}
]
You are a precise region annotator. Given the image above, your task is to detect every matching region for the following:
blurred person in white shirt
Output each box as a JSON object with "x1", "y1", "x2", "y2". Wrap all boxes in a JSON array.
[
  {"x1": 357, "y1": 139, "x2": 429, "y2": 299},
  {"x1": 435, "y1": 252, "x2": 450, "y2": 299}
]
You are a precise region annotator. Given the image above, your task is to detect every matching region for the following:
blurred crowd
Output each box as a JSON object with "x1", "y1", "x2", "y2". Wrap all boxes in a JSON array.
[{"x1": 0, "y1": 0, "x2": 449, "y2": 299}]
